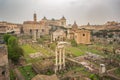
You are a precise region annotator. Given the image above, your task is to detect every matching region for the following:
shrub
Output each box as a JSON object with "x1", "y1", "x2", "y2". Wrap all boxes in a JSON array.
[{"x1": 3, "y1": 34, "x2": 11, "y2": 44}]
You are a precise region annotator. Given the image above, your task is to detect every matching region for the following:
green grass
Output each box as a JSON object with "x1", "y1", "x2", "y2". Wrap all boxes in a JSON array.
[
  {"x1": 22, "y1": 43, "x2": 53, "y2": 56},
  {"x1": 49, "y1": 42, "x2": 57, "y2": 51},
  {"x1": 21, "y1": 44, "x2": 41, "y2": 63},
  {"x1": 66, "y1": 46, "x2": 85, "y2": 57},
  {"x1": 73, "y1": 67, "x2": 85, "y2": 72},
  {"x1": 21, "y1": 44, "x2": 37, "y2": 55},
  {"x1": 66, "y1": 44, "x2": 94, "y2": 57},
  {"x1": 73, "y1": 66, "x2": 91, "y2": 76},
  {"x1": 21, "y1": 43, "x2": 53, "y2": 63},
  {"x1": 18, "y1": 65, "x2": 36, "y2": 80},
  {"x1": 77, "y1": 44, "x2": 107, "y2": 56},
  {"x1": 25, "y1": 57, "x2": 42, "y2": 63},
  {"x1": 32, "y1": 44, "x2": 53, "y2": 56},
  {"x1": 66, "y1": 43, "x2": 107, "y2": 57}
]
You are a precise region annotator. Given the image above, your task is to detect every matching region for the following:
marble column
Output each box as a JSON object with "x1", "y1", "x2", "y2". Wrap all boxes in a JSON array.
[
  {"x1": 63, "y1": 47, "x2": 65, "y2": 68},
  {"x1": 59, "y1": 48, "x2": 62, "y2": 70},
  {"x1": 55, "y1": 43, "x2": 66, "y2": 73},
  {"x1": 33, "y1": 29, "x2": 37, "y2": 41},
  {"x1": 37, "y1": 30, "x2": 40, "y2": 38},
  {"x1": 55, "y1": 48, "x2": 58, "y2": 74},
  {"x1": 51, "y1": 34, "x2": 53, "y2": 42}
]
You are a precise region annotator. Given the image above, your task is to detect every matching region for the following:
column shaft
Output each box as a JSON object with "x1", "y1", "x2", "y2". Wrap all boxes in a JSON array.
[
  {"x1": 33, "y1": 30, "x2": 36, "y2": 41},
  {"x1": 55, "y1": 48, "x2": 58, "y2": 73},
  {"x1": 59, "y1": 48, "x2": 62, "y2": 70},
  {"x1": 63, "y1": 48, "x2": 65, "y2": 67},
  {"x1": 55, "y1": 48, "x2": 58, "y2": 65}
]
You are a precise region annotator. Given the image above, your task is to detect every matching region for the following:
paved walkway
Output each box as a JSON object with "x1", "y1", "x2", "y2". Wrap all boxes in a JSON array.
[{"x1": 14, "y1": 68, "x2": 25, "y2": 80}]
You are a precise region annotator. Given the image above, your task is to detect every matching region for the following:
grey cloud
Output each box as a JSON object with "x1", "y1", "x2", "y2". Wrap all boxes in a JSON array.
[{"x1": 0, "y1": 0, "x2": 120, "y2": 25}]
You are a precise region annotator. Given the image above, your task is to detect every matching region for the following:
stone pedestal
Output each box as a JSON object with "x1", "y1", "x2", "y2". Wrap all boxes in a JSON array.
[{"x1": 99, "y1": 64, "x2": 106, "y2": 74}]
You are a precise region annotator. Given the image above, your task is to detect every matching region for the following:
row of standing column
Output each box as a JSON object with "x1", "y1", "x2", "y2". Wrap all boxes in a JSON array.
[
  {"x1": 32, "y1": 29, "x2": 41, "y2": 41},
  {"x1": 55, "y1": 47, "x2": 65, "y2": 73}
]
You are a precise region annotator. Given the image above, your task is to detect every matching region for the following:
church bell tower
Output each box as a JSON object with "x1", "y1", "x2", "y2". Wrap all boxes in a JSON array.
[{"x1": 33, "y1": 13, "x2": 37, "y2": 22}]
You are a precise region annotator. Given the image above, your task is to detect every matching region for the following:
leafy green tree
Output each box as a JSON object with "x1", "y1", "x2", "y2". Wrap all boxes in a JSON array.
[
  {"x1": 3, "y1": 34, "x2": 11, "y2": 44},
  {"x1": 8, "y1": 36, "x2": 18, "y2": 47},
  {"x1": 7, "y1": 36, "x2": 23, "y2": 63},
  {"x1": 8, "y1": 46, "x2": 21, "y2": 63}
]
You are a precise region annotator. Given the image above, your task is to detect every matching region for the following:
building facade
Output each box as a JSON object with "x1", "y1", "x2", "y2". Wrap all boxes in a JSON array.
[
  {"x1": 52, "y1": 29, "x2": 66, "y2": 41},
  {"x1": 74, "y1": 29, "x2": 91, "y2": 44},
  {"x1": 0, "y1": 21, "x2": 20, "y2": 34},
  {"x1": 40, "y1": 16, "x2": 66, "y2": 27},
  {"x1": 80, "y1": 21, "x2": 120, "y2": 31},
  {"x1": 23, "y1": 13, "x2": 47, "y2": 41},
  {"x1": 23, "y1": 13, "x2": 67, "y2": 41},
  {"x1": 67, "y1": 22, "x2": 91, "y2": 44}
]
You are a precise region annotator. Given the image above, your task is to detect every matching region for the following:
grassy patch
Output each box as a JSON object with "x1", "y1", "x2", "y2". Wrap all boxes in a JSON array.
[
  {"x1": 77, "y1": 44, "x2": 106, "y2": 56},
  {"x1": 72, "y1": 66, "x2": 91, "y2": 76},
  {"x1": 49, "y1": 42, "x2": 57, "y2": 51},
  {"x1": 18, "y1": 65, "x2": 36, "y2": 80},
  {"x1": 25, "y1": 57, "x2": 42, "y2": 63},
  {"x1": 21, "y1": 43, "x2": 53, "y2": 63},
  {"x1": 66, "y1": 46, "x2": 85, "y2": 57},
  {"x1": 32, "y1": 44, "x2": 53, "y2": 56},
  {"x1": 21, "y1": 44, "x2": 37, "y2": 55},
  {"x1": 73, "y1": 67, "x2": 85, "y2": 72}
]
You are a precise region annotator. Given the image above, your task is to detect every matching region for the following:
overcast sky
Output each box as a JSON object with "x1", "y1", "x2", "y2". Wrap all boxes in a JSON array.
[{"x1": 0, "y1": 0, "x2": 120, "y2": 25}]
